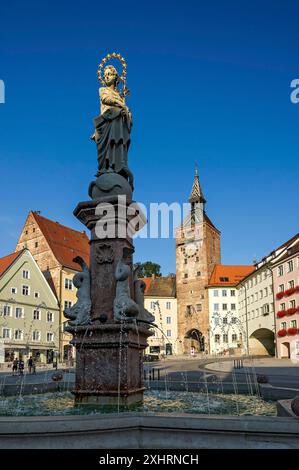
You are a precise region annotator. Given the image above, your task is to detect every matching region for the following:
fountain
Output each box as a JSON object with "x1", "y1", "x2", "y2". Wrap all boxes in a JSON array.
[
  {"x1": 63, "y1": 52, "x2": 154, "y2": 408},
  {"x1": 0, "y1": 54, "x2": 298, "y2": 449}
]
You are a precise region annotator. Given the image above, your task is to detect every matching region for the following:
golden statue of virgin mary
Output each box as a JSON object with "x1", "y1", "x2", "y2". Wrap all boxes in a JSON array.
[{"x1": 92, "y1": 53, "x2": 133, "y2": 189}]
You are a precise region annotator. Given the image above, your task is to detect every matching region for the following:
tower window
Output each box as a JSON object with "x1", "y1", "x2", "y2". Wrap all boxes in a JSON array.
[{"x1": 184, "y1": 273, "x2": 188, "y2": 279}]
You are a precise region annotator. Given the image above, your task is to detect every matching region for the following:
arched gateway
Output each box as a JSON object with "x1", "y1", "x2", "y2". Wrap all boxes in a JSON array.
[{"x1": 184, "y1": 329, "x2": 205, "y2": 353}]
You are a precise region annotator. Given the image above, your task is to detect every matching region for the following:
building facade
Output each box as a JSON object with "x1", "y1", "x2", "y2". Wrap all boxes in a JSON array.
[
  {"x1": 144, "y1": 276, "x2": 178, "y2": 356},
  {"x1": 176, "y1": 168, "x2": 221, "y2": 354},
  {"x1": 0, "y1": 249, "x2": 59, "y2": 364},
  {"x1": 15, "y1": 211, "x2": 90, "y2": 360},
  {"x1": 271, "y1": 234, "x2": 299, "y2": 359},
  {"x1": 208, "y1": 265, "x2": 254, "y2": 355}
]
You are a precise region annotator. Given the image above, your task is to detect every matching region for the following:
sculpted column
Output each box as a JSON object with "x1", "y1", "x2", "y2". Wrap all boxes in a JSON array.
[{"x1": 65, "y1": 53, "x2": 154, "y2": 407}]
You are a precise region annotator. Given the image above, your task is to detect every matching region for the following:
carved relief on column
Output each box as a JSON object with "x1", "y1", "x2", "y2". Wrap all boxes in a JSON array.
[{"x1": 95, "y1": 243, "x2": 114, "y2": 264}]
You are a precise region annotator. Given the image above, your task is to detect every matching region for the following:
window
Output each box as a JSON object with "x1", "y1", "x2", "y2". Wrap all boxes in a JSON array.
[
  {"x1": 22, "y1": 285, "x2": 30, "y2": 296},
  {"x1": 214, "y1": 317, "x2": 219, "y2": 326},
  {"x1": 64, "y1": 301, "x2": 72, "y2": 310},
  {"x1": 222, "y1": 290, "x2": 227, "y2": 297},
  {"x1": 279, "y1": 284, "x2": 284, "y2": 293},
  {"x1": 278, "y1": 265, "x2": 284, "y2": 276},
  {"x1": 166, "y1": 330, "x2": 171, "y2": 337},
  {"x1": 223, "y1": 317, "x2": 227, "y2": 325},
  {"x1": 196, "y1": 271, "x2": 201, "y2": 277},
  {"x1": 220, "y1": 277, "x2": 229, "y2": 282},
  {"x1": 196, "y1": 304, "x2": 202, "y2": 312},
  {"x1": 184, "y1": 259, "x2": 187, "y2": 264},
  {"x1": 166, "y1": 301, "x2": 171, "y2": 309},
  {"x1": 260, "y1": 290, "x2": 263, "y2": 299},
  {"x1": 281, "y1": 322, "x2": 287, "y2": 330},
  {"x1": 256, "y1": 308, "x2": 259, "y2": 317},
  {"x1": 264, "y1": 287, "x2": 268, "y2": 297},
  {"x1": 231, "y1": 303, "x2": 236, "y2": 310},
  {"x1": 47, "y1": 332, "x2": 54, "y2": 342},
  {"x1": 223, "y1": 334, "x2": 228, "y2": 343},
  {"x1": 15, "y1": 329, "x2": 23, "y2": 340},
  {"x1": 34, "y1": 292, "x2": 40, "y2": 299},
  {"x1": 196, "y1": 257, "x2": 199, "y2": 262},
  {"x1": 64, "y1": 278, "x2": 73, "y2": 290},
  {"x1": 232, "y1": 317, "x2": 237, "y2": 324},
  {"x1": 222, "y1": 304, "x2": 227, "y2": 311},
  {"x1": 22, "y1": 270, "x2": 30, "y2": 279},
  {"x1": 290, "y1": 300, "x2": 296, "y2": 309},
  {"x1": 280, "y1": 303, "x2": 286, "y2": 311},
  {"x1": 184, "y1": 273, "x2": 188, "y2": 279},
  {"x1": 33, "y1": 310, "x2": 41, "y2": 320},
  {"x1": 2, "y1": 328, "x2": 11, "y2": 339},
  {"x1": 230, "y1": 290, "x2": 235, "y2": 297},
  {"x1": 262, "y1": 304, "x2": 270, "y2": 315},
  {"x1": 186, "y1": 305, "x2": 192, "y2": 315},
  {"x1": 15, "y1": 307, "x2": 23, "y2": 319},
  {"x1": 3, "y1": 305, "x2": 11, "y2": 317},
  {"x1": 232, "y1": 334, "x2": 237, "y2": 342},
  {"x1": 214, "y1": 334, "x2": 220, "y2": 343},
  {"x1": 33, "y1": 310, "x2": 40, "y2": 320},
  {"x1": 47, "y1": 312, "x2": 54, "y2": 322},
  {"x1": 213, "y1": 304, "x2": 219, "y2": 311},
  {"x1": 11, "y1": 287, "x2": 17, "y2": 294},
  {"x1": 291, "y1": 320, "x2": 297, "y2": 329},
  {"x1": 33, "y1": 227, "x2": 36, "y2": 233},
  {"x1": 213, "y1": 290, "x2": 219, "y2": 297},
  {"x1": 166, "y1": 316, "x2": 171, "y2": 324},
  {"x1": 35, "y1": 242, "x2": 38, "y2": 248},
  {"x1": 287, "y1": 260, "x2": 294, "y2": 273},
  {"x1": 32, "y1": 330, "x2": 41, "y2": 341},
  {"x1": 288, "y1": 280, "x2": 295, "y2": 289}
]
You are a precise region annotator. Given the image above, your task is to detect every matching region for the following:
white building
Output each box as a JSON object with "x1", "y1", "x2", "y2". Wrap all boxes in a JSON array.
[
  {"x1": 143, "y1": 276, "x2": 178, "y2": 356},
  {"x1": 208, "y1": 265, "x2": 254, "y2": 355},
  {"x1": 237, "y1": 261, "x2": 275, "y2": 356}
]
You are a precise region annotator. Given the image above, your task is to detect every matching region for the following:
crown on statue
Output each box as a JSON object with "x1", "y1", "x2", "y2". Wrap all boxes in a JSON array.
[{"x1": 97, "y1": 52, "x2": 129, "y2": 97}]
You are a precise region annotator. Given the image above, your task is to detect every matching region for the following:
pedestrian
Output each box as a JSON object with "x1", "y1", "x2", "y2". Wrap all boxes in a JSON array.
[
  {"x1": 32, "y1": 360, "x2": 36, "y2": 374},
  {"x1": 18, "y1": 359, "x2": 24, "y2": 376},
  {"x1": 27, "y1": 356, "x2": 33, "y2": 374},
  {"x1": 12, "y1": 358, "x2": 18, "y2": 376}
]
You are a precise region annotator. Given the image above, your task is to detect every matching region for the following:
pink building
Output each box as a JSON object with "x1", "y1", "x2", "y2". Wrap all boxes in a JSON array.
[{"x1": 271, "y1": 234, "x2": 299, "y2": 359}]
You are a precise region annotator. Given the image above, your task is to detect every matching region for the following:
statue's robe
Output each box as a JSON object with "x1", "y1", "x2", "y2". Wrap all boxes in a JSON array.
[{"x1": 94, "y1": 87, "x2": 132, "y2": 177}]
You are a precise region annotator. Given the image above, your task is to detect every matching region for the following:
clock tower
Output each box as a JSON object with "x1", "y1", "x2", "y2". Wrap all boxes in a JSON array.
[{"x1": 175, "y1": 167, "x2": 221, "y2": 354}]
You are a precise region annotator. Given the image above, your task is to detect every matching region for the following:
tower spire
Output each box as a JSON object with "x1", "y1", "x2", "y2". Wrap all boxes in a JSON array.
[{"x1": 188, "y1": 163, "x2": 206, "y2": 204}]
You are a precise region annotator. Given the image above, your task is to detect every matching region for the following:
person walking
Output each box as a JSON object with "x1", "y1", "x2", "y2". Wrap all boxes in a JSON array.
[
  {"x1": 18, "y1": 359, "x2": 24, "y2": 376},
  {"x1": 12, "y1": 358, "x2": 18, "y2": 376},
  {"x1": 27, "y1": 356, "x2": 33, "y2": 374}
]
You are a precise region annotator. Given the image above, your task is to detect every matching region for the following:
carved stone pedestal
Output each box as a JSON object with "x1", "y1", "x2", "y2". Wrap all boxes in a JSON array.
[
  {"x1": 66, "y1": 193, "x2": 152, "y2": 408},
  {"x1": 67, "y1": 323, "x2": 151, "y2": 407}
]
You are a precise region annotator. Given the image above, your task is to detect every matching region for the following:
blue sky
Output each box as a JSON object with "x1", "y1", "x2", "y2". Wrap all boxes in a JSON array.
[{"x1": 0, "y1": 0, "x2": 298, "y2": 274}]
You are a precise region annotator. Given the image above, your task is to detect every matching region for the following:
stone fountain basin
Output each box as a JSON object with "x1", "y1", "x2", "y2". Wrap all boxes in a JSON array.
[{"x1": 0, "y1": 413, "x2": 299, "y2": 449}]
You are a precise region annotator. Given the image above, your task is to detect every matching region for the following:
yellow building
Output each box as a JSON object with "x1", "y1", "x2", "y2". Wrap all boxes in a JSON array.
[{"x1": 16, "y1": 211, "x2": 90, "y2": 361}]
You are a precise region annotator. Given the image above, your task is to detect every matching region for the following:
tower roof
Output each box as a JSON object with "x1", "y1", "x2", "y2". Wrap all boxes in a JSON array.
[{"x1": 188, "y1": 165, "x2": 206, "y2": 204}]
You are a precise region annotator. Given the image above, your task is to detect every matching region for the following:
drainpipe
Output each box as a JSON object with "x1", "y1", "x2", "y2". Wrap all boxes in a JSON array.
[
  {"x1": 265, "y1": 265, "x2": 277, "y2": 358},
  {"x1": 59, "y1": 269, "x2": 63, "y2": 363},
  {"x1": 240, "y1": 281, "x2": 249, "y2": 356}
]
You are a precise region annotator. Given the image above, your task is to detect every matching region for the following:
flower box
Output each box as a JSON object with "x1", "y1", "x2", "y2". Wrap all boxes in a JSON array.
[
  {"x1": 287, "y1": 327, "x2": 298, "y2": 335},
  {"x1": 285, "y1": 288, "x2": 296, "y2": 296},
  {"x1": 277, "y1": 311, "x2": 286, "y2": 318},
  {"x1": 277, "y1": 329, "x2": 287, "y2": 337},
  {"x1": 286, "y1": 308, "x2": 297, "y2": 316},
  {"x1": 276, "y1": 292, "x2": 285, "y2": 300}
]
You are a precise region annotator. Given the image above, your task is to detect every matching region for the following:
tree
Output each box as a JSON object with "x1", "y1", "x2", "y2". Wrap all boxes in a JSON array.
[{"x1": 134, "y1": 261, "x2": 162, "y2": 278}]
